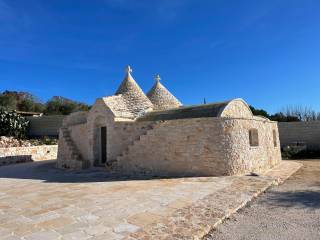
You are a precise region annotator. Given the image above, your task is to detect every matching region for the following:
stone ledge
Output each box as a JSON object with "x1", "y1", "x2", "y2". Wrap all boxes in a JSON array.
[{"x1": 126, "y1": 161, "x2": 302, "y2": 240}]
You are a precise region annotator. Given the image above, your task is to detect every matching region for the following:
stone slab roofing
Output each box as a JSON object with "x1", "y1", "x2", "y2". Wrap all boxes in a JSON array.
[
  {"x1": 137, "y1": 98, "x2": 253, "y2": 121},
  {"x1": 101, "y1": 95, "x2": 135, "y2": 119},
  {"x1": 105, "y1": 66, "x2": 153, "y2": 119},
  {"x1": 147, "y1": 75, "x2": 182, "y2": 110}
]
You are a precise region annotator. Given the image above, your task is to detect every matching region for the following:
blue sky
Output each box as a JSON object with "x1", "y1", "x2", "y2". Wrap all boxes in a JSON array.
[{"x1": 0, "y1": 0, "x2": 319, "y2": 113}]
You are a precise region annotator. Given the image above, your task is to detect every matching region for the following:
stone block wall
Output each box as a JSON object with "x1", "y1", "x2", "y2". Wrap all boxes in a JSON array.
[
  {"x1": 86, "y1": 99, "x2": 116, "y2": 165},
  {"x1": 110, "y1": 121, "x2": 154, "y2": 161},
  {"x1": 117, "y1": 118, "x2": 231, "y2": 176},
  {"x1": 69, "y1": 123, "x2": 89, "y2": 160},
  {"x1": 84, "y1": 99, "x2": 154, "y2": 165},
  {"x1": 62, "y1": 111, "x2": 88, "y2": 127},
  {"x1": 117, "y1": 117, "x2": 281, "y2": 177},
  {"x1": 27, "y1": 115, "x2": 64, "y2": 137},
  {"x1": 0, "y1": 145, "x2": 58, "y2": 166},
  {"x1": 220, "y1": 99, "x2": 252, "y2": 118},
  {"x1": 226, "y1": 118, "x2": 281, "y2": 175},
  {"x1": 278, "y1": 121, "x2": 320, "y2": 150}
]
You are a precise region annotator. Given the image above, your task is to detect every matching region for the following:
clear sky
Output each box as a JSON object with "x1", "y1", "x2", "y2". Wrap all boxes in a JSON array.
[{"x1": 0, "y1": 0, "x2": 319, "y2": 113}]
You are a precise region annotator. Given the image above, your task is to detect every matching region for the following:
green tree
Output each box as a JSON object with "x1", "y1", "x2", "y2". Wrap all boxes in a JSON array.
[
  {"x1": 250, "y1": 105, "x2": 300, "y2": 122},
  {"x1": 45, "y1": 96, "x2": 90, "y2": 115},
  {"x1": 0, "y1": 90, "x2": 45, "y2": 112},
  {"x1": 249, "y1": 106, "x2": 270, "y2": 118},
  {"x1": 0, "y1": 94, "x2": 17, "y2": 110},
  {"x1": 18, "y1": 98, "x2": 45, "y2": 112},
  {"x1": 270, "y1": 112, "x2": 300, "y2": 122}
]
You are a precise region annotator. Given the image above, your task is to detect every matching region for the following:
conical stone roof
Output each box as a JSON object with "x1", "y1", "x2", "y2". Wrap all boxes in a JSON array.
[
  {"x1": 115, "y1": 66, "x2": 153, "y2": 117},
  {"x1": 147, "y1": 74, "x2": 182, "y2": 110}
]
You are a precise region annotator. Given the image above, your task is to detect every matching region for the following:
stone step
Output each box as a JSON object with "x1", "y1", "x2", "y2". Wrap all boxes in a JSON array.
[
  {"x1": 116, "y1": 122, "x2": 168, "y2": 162},
  {"x1": 116, "y1": 122, "x2": 163, "y2": 162},
  {"x1": 60, "y1": 127, "x2": 83, "y2": 162}
]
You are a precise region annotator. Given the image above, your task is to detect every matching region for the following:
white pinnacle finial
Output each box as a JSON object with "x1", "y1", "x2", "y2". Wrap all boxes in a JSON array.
[
  {"x1": 125, "y1": 65, "x2": 132, "y2": 74},
  {"x1": 155, "y1": 74, "x2": 161, "y2": 82}
]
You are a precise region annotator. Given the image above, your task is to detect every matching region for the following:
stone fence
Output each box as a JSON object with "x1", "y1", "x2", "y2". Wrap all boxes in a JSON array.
[
  {"x1": 0, "y1": 145, "x2": 58, "y2": 167},
  {"x1": 27, "y1": 115, "x2": 64, "y2": 137},
  {"x1": 278, "y1": 121, "x2": 320, "y2": 150}
]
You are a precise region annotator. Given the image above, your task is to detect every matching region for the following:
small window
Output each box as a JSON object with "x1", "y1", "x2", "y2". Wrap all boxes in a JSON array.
[
  {"x1": 249, "y1": 129, "x2": 259, "y2": 146},
  {"x1": 272, "y1": 129, "x2": 277, "y2": 147}
]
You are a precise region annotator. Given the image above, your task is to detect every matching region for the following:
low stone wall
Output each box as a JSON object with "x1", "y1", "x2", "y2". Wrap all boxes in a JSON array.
[{"x1": 0, "y1": 145, "x2": 58, "y2": 166}]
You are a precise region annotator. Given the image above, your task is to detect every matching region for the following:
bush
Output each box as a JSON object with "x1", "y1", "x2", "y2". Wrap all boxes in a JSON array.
[
  {"x1": 282, "y1": 149, "x2": 320, "y2": 159},
  {"x1": 41, "y1": 136, "x2": 58, "y2": 145},
  {"x1": 0, "y1": 94, "x2": 17, "y2": 111},
  {"x1": 0, "y1": 109, "x2": 29, "y2": 138}
]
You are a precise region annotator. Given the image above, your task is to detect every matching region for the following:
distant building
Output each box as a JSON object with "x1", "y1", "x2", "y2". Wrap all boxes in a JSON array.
[{"x1": 57, "y1": 66, "x2": 281, "y2": 176}]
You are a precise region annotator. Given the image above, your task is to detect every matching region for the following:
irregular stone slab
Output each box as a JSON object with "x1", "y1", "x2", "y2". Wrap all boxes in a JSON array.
[
  {"x1": 0, "y1": 160, "x2": 301, "y2": 240},
  {"x1": 127, "y1": 161, "x2": 302, "y2": 240}
]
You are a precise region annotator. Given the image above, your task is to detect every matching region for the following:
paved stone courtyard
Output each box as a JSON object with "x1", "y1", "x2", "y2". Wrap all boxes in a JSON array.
[{"x1": 0, "y1": 160, "x2": 301, "y2": 240}]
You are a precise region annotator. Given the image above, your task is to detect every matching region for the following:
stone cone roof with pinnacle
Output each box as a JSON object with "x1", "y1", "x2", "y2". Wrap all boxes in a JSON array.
[
  {"x1": 114, "y1": 66, "x2": 153, "y2": 117},
  {"x1": 147, "y1": 74, "x2": 182, "y2": 110}
]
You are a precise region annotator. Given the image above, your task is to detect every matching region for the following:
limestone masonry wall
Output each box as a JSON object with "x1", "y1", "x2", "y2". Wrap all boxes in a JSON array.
[
  {"x1": 69, "y1": 123, "x2": 89, "y2": 160},
  {"x1": 86, "y1": 99, "x2": 115, "y2": 165},
  {"x1": 117, "y1": 118, "x2": 229, "y2": 176},
  {"x1": 0, "y1": 145, "x2": 58, "y2": 166},
  {"x1": 110, "y1": 121, "x2": 154, "y2": 161},
  {"x1": 220, "y1": 99, "x2": 252, "y2": 118},
  {"x1": 226, "y1": 118, "x2": 281, "y2": 175},
  {"x1": 278, "y1": 121, "x2": 320, "y2": 150},
  {"x1": 117, "y1": 117, "x2": 281, "y2": 176},
  {"x1": 62, "y1": 111, "x2": 88, "y2": 127}
]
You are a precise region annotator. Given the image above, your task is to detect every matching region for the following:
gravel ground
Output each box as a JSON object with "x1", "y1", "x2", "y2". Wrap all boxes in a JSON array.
[{"x1": 204, "y1": 160, "x2": 320, "y2": 240}]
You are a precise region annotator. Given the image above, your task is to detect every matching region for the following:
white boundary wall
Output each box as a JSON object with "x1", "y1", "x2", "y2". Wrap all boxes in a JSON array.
[{"x1": 278, "y1": 121, "x2": 320, "y2": 150}]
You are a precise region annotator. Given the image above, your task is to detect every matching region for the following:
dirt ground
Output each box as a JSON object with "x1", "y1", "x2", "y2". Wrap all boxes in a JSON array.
[{"x1": 205, "y1": 160, "x2": 320, "y2": 240}]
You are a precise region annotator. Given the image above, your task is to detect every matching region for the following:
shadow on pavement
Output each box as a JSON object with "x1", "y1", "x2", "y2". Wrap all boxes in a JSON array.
[
  {"x1": 262, "y1": 190, "x2": 320, "y2": 209},
  {"x1": 0, "y1": 160, "x2": 210, "y2": 183}
]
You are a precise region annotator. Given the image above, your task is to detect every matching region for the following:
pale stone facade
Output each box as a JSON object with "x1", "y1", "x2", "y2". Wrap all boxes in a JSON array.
[{"x1": 57, "y1": 66, "x2": 281, "y2": 176}]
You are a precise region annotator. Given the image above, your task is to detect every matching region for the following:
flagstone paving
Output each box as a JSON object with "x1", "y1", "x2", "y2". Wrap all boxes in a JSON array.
[{"x1": 0, "y1": 160, "x2": 301, "y2": 240}]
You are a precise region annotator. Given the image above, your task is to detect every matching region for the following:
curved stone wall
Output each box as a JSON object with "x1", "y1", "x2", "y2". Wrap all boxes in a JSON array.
[
  {"x1": 225, "y1": 118, "x2": 281, "y2": 175},
  {"x1": 220, "y1": 99, "x2": 253, "y2": 118}
]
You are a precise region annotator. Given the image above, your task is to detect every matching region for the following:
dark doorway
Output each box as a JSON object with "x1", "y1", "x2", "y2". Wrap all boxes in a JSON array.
[{"x1": 100, "y1": 127, "x2": 107, "y2": 164}]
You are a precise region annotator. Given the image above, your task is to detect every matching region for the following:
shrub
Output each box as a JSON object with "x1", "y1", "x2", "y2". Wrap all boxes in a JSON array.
[
  {"x1": 0, "y1": 109, "x2": 29, "y2": 138},
  {"x1": 282, "y1": 149, "x2": 320, "y2": 159},
  {"x1": 41, "y1": 136, "x2": 58, "y2": 145}
]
